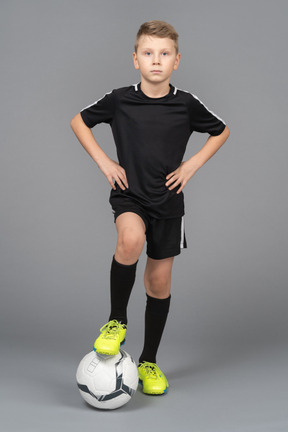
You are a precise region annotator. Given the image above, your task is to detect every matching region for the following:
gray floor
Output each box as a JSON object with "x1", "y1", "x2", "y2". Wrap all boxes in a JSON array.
[{"x1": 2, "y1": 340, "x2": 288, "y2": 432}]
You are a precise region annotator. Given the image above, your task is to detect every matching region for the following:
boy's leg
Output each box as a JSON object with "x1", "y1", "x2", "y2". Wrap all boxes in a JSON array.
[
  {"x1": 144, "y1": 256, "x2": 173, "y2": 299},
  {"x1": 109, "y1": 212, "x2": 146, "y2": 323},
  {"x1": 94, "y1": 212, "x2": 146, "y2": 355},
  {"x1": 114, "y1": 212, "x2": 146, "y2": 265},
  {"x1": 139, "y1": 256, "x2": 173, "y2": 363},
  {"x1": 138, "y1": 257, "x2": 173, "y2": 394}
]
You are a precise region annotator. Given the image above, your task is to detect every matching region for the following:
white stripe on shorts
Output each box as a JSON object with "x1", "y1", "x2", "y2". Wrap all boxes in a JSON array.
[{"x1": 180, "y1": 216, "x2": 185, "y2": 249}]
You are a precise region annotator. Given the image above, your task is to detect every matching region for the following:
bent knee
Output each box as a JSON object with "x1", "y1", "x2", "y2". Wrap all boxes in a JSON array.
[{"x1": 116, "y1": 229, "x2": 145, "y2": 261}]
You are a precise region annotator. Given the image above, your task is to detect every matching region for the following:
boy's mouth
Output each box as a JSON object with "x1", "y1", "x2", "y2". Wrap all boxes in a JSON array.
[{"x1": 151, "y1": 70, "x2": 162, "y2": 73}]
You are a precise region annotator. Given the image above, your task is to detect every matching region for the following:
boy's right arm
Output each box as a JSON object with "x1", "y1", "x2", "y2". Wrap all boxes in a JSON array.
[{"x1": 70, "y1": 113, "x2": 128, "y2": 190}]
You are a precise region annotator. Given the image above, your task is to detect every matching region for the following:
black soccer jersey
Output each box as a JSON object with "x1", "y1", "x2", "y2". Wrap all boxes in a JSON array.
[{"x1": 80, "y1": 83, "x2": 226, "y2": 219}]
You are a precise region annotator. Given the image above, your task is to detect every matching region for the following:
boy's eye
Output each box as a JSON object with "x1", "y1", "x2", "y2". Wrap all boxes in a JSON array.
[{"x1": 145, "y1": 52, "x2": 151, "y2": 56}]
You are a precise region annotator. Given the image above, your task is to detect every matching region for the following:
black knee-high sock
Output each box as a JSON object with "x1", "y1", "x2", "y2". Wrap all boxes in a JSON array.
[
  {"x1": 108, "y1": 256, "x2": 138, "y2": 325},
  {"x1": 139, "y1": 294, "x2": 171, "y2": 364}
]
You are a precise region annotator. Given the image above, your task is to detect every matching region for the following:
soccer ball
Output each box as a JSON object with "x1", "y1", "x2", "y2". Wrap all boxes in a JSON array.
[{"x1": 76, "y1": 349, "x2": 139, "y2": 410}]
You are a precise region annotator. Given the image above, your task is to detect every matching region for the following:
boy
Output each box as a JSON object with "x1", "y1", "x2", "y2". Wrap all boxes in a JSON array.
[{"x1": 70, "y1": 20, "x2": 230, "y2": 395}]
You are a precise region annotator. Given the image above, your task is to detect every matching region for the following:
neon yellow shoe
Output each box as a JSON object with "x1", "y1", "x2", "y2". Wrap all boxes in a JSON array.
[
  {"x1": 93, "y1": 320, "x2": 127, "y2": 356},
  {"x1": 138, "y1": 362, "x2": 169, "y2": 395}
]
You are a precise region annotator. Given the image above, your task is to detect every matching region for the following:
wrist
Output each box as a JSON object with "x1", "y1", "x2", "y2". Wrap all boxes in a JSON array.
[
  {"x1": 95, "y1": 151, "x2": 110, "y2": 169},
  {"x1": 186, "y1": 155, "x2": 203, "y2": 172}
]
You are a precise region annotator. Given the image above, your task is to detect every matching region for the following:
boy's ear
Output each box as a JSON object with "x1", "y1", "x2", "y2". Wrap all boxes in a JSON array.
[
  {"x1": 173, "y1": 53, "x2": 181, "y2": 71},
  {"x1": 133, "y1": 52, "x2": 140, "y2": 70}
]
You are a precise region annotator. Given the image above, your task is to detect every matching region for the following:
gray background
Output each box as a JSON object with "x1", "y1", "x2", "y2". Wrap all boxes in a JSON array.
[{"x1": 1, "y1": 0, "x2": 287, "y2": 431}]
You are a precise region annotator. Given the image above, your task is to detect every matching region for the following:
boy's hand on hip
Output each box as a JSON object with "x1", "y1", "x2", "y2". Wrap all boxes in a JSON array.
[
  {"x1": 98, "y1": 157, "x2": 128, "y2": 190},
  {"x1": 166, "y1": 127, "x2": 230, "y2": 194},
  {"x1": 165, "y1": 160, "x2": 199, "y2": 194}
]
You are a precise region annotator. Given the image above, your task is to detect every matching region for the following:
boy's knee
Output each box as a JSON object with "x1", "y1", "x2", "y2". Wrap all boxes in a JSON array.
[
  {"x1": 145, "y1": 274, "x2": 170, "y2": 298},
  {"x1": 116, "y1": 229, "x2": 145, "y2": 262}
]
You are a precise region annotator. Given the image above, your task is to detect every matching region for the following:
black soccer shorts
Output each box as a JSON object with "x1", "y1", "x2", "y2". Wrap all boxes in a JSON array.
[{"x1": 110, "y1": 198, "x2": 187, "y2": 260}]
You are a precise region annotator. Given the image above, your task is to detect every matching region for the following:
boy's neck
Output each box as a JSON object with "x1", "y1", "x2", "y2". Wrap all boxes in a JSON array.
[{"x1": 140, "y1": 80, "x2": 171, "y2": 98}]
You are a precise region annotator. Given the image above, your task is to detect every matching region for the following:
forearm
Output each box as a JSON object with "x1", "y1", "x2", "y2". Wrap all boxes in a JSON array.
[
  {"x1": 189, "y1": 125, "x2": 230, "y2": 171},
  {"x1": 70, "y1": 113, "x2": 110, "y2": 168},
  {"x1": 166, "y1": 125, "x2": 230, "y2": 193},
  {"x1": 70, "y1": 112, "x2": 128, "y2": 190}
]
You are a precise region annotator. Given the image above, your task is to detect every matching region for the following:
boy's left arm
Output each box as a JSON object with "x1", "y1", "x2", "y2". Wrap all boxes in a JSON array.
[{"x1": 166, "y1": 125, "x2": 230, "y2": 194}]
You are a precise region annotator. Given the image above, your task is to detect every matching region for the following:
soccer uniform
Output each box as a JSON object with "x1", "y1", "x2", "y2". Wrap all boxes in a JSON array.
[{"x1": 80, "y1": 83, "x2": 226, "y2": 259}]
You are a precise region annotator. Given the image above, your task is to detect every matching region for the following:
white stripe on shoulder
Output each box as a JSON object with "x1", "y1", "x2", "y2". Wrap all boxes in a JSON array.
[
  {"x1": 134, "y1": 83, "x2": 139, "y2": 91},
  {"x1": 191, "y1": 93, "x2": 226, "y2": 125},
  {"x1": 81, "y1": 91, "x2": 112, "y2": 112},
  {"x1": 175, "y1": 87, "x2": 226, "y2": 125}
]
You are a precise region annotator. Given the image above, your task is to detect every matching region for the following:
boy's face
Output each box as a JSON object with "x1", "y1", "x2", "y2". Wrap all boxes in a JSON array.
[{"x1": 133, "y1": 35, "x2": 180, "y2": 87}]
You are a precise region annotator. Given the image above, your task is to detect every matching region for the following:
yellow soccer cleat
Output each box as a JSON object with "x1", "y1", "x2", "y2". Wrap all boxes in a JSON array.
[
  {"x1": 138, "y1": 362, "x2": 169, "y2": 395},
  {"x1": 93, "y1": 320, "x2": 127, "y2": 356}
]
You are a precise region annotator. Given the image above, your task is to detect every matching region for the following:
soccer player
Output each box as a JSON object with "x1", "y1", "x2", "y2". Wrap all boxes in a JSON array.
[{"x1": 71, "y1": 20, "x2": 230, "y2": 395}]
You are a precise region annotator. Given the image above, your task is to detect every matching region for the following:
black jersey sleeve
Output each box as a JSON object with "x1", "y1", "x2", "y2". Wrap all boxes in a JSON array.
[
  {"x1": 80, "y1": 90, "x2": 116, "y2": 128},
  {"x1": 188, "y1": 93, "x2": 226, "y2": 136}
]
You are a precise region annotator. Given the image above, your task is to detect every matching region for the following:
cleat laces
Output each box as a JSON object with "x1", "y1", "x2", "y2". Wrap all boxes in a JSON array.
[
  {"x1": 100, "y1": 320, "x2": 125, "y2": 340},
  {"x1": 140, "y1": 362, "x2": 159, "y2": 380}
]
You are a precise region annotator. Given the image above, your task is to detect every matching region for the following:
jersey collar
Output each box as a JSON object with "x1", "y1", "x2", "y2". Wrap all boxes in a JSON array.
[{"x1": 134, "y1": 82, "x2": 176, "y2": 100}]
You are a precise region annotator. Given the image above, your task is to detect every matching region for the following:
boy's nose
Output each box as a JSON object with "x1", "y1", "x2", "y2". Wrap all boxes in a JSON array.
[{"x1": 153, "y1": 57, "x2": 161, "y2": 65}]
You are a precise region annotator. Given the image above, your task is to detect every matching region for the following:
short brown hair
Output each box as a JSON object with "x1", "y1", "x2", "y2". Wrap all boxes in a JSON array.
[{"x1": 134, "y1": 20, "x2": 179, "y2": 53}]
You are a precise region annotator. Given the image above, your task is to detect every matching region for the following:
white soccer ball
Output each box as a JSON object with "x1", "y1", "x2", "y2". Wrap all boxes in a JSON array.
[{"x1": 76, "y1": 349, "x2": 139, "y2": 410}]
